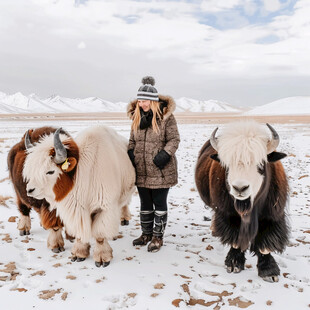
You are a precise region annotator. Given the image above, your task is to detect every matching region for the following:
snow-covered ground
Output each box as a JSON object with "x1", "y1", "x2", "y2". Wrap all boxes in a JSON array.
[{"x1": 0, "y1": 119, "x2": 309, "y2": 310}]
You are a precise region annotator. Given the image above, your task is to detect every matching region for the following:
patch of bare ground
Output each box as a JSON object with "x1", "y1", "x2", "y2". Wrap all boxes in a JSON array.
[
  {"x1": 10, "y1": 287, "x2": 28, "y2": 292},
  {"x1": 228, "y1": 297, "x2": 254, "y2": 308},
  {"x1": 1, "y1": 233, "x2": 12, "y2": 243},
  {"x1": 172, "y1": 283, "x2": 233, "y2": 308},
  {"x1": 31, "y1": 270, "x2": 46, "y2": 276},
  {"x1": 0, "y1": 262, "x2": 19, "y2": 281},
  {"x1": 8, "y1": 216, "x2": 18, "y2": 222},
  {"x1": 38, "y1": 288, "x2": 62, "y2": 300},
  {"x1": 0, "y1": 195, "x2": 12, "y2": 207},
  {"x1": 66, "y1": 275, "x2": 76, "y2": 280},
  {"x1": 154, "y1": 283, "x2": 165, "y2": 289}
]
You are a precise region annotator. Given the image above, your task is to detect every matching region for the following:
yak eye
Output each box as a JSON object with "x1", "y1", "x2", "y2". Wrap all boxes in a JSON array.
[
  {"x1": 257, "y1": 164, "x2": 265, "y2": 175},
  {"x1": 46, "y1": 170, "x2": 55, "y2": 175}
]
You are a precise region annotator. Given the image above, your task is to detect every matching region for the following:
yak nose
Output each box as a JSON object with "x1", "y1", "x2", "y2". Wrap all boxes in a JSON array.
[
  {"x1": 232, "y1": 185, "x2": 249, "y2": 194},
  {"x1": 27, "y1": 188, "x2": 35, "y2": 195}
]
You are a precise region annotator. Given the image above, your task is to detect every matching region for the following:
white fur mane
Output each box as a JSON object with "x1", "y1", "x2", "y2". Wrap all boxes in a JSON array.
[{"x1": 217, "y1": 121, "x2": 269, "y2": 168}]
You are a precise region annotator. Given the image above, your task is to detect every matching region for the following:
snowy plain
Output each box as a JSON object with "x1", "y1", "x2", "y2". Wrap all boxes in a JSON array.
[{"x1": 0, "y1": 118, "x2": 309, "y2": 310}]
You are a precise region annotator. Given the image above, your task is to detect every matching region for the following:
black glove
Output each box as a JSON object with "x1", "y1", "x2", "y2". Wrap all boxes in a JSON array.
[
  {"x1": 127, "y1": 149, "x2": 135, "y2": 167},
  {"x1": 153, "y1": 150, "x2": 171, "y2": 170},
  {"x1": 140, "y1": 108, "x2": 153, "y2": 130}
]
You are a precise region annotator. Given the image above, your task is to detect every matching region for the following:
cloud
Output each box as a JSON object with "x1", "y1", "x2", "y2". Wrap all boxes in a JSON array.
[
  {"x1": 261, "y1": 0, "x2": 282, "y2": 12},
  {"x1": 78, "y1": 41, "x2": 86, "y2": 49},
  {"x1": 0, "y1": 0, "x2": 309, "y2": 106}
]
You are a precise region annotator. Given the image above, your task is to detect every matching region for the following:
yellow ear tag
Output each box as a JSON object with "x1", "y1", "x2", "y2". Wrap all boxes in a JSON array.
[{"x1": 61, "y1": 158, "x2": 70, "y2": 171}]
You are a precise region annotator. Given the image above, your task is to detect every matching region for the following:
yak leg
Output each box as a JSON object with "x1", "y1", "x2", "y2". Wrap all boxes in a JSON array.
[
  {"x1": 47, "y1": 228, "x2": 65, "y2": 253},
  {"x1": 252, "y1": 218, "x2": 288, "y2": 282},
  {"x1": 39, "y1": 205, "x2": 66, "y2": 252},
  {"x1": 17, "y1": 197, "x2": 31, "y2": 236},
  {"x1": 120, "y1": 205, "x2": 131, "y2": 226},
  {"x1": 93, "y1": 238, "x2": 113, "y2": 268},
  {"x1": 225, "y1": 247, "x2": 246, "y2": 273},
  {"x1": 212, "y1": 213, "x2": 245, "y2": 272},
  {"x1": 71, "y1": 239, "x2": 90, "y2": 262}
]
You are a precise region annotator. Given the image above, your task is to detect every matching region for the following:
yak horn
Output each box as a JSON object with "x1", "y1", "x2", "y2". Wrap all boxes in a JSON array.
[
  {"x1": 24, "y1": 130, "x2": 34, "y2": 150},
  {"x1": 266, "y1": 123, "x2": 279, "y2": 154},
  {"x1": 210, "y1": 127, "x2": 219, "y2": 152},
  {"x1": 54, "y1": 128, "x2": 67, "y2": 164}
]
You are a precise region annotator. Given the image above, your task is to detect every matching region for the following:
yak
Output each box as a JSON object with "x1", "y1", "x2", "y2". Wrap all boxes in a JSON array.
[
  {"x1": 195, "y1": 120, "x2": 289, "y2": 282},
  {"x1": 22, "y1": 125, "x2": 135, "y2": 267},
  {"x1": 7, "y1": 127, "x2": 73, "y2": 253}
]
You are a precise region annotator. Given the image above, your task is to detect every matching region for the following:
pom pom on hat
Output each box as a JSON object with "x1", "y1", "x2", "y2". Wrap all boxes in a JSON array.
[{"x1": 142, "y1": 76, "x2": 155, "y2": 86}]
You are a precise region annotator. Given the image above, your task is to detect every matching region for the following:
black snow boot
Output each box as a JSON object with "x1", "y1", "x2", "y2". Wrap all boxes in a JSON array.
[
  {"x1": 133, "y1": 211, "x2": 154, "y2": 246},
  {"x1": 148, "y1": 211, "x2": 167, "y2": 252}
]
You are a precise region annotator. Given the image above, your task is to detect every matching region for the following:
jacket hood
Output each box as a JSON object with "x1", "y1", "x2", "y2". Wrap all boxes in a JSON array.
[{"x1": 127, "y1": 95, "x2": 176, "y2": 121}]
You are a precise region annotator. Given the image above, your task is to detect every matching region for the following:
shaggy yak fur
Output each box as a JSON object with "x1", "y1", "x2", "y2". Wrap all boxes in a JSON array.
[
  {"x1": 195, "y1": 121, "x2": 290, "y2": 282},
  {"x1": 7, "y1": 127, "x2": 73, "y2": 252},
  {"x1": 22, "y1": 125, "x2": 135, "y2": 267}
]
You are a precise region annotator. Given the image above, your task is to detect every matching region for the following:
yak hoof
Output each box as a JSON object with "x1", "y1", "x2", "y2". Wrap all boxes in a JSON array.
[
  {"x1": 262, "y1": 276, "x2": 279, "y2": 283},
  {"x1": 102, "y1": 261, "x2": 110, "y2": 268},
  {"x1": 233, "y1": 266, "x2": 242, "y2": 273},
  {"x1": 121, "y1": 220, "x2": 129, "y2": 226},
  {"x1": 19, "y1": 230, "x2": 30, "y2": 236},
  {"x1": 95, "y1": 261, "x2": 102, "y2": 267},
  {"x1": 76, "y1": 257, "x2": 86, "y2": 262},
  {"x1": 71, "y1": 256, "x2": 77, "y2": 262},
  {"x1": 225, "y1": 247, "x2": 246, "y2": 274},
  {"x1": 52, "y1": 247, "x2": 65, "y2": 253},
  {"x1": 257, "y1": 253, "x2": 280, "y2": 282}
]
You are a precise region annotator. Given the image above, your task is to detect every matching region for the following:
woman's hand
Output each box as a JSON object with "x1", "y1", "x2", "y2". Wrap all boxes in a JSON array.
[
  {"x1": 127, "y1": 149, "x2": 136, "y2": 167},
  {"x1": 153, "y1": 150, "x2": 171, "y2": 169}
]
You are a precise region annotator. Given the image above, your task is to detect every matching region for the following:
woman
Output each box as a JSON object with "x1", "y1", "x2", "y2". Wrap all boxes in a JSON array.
[{"x1": 127, "y1": 76, "x2": 180, "y2": 252}]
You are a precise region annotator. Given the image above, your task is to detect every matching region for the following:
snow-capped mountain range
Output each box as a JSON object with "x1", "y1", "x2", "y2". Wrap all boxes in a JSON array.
[
  {"x1": 0, "y1": 92, "x2": 241, "y2": 114},
  {"x1": 0, "y1": 91, "x2": 309, "y2": 115}
]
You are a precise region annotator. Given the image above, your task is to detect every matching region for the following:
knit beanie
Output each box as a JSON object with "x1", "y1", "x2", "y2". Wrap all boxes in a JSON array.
[{"x1": 137, "y1": 76, "x2": 159, "y2": 101}]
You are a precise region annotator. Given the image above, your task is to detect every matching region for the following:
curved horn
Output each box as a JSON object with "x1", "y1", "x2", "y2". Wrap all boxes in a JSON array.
[
  {"x1": 24, "y1": 130, "x2": 34, "y2": 150},
  {"x1": 210, "y1": 127, "x2": 219, "y2": 152},
  {"x1": 53, "y1": 128, "x2": 67, "y2": 164},
  {"x1": 266, "y1": 123, "x2": 279, "y2": 154}
]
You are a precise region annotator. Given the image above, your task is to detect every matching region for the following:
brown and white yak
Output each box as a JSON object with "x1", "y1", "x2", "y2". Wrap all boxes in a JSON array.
[
  {"x1": 22, "y1": 125, "x2": 135, "y2": 267},
  {"x1": 7, "y1": 127, "x2": 72, "y2": 253},
  {"x1": 195, "y1": 121, "x2": 289, "y2": 282}
]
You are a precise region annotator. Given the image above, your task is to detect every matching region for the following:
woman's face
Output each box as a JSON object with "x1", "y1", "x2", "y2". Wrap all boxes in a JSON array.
[{"x1": 138, "y1": 100, "x2": 151, "y2": 112}]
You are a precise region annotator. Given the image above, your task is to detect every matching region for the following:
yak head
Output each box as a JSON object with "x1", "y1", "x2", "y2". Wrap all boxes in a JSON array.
[
  {"x1": 23, "y1": 128, "x2": 78, "y2": 203},
  {"x1": 209, "y1": 121, "x2": 286, "y2": 220}
]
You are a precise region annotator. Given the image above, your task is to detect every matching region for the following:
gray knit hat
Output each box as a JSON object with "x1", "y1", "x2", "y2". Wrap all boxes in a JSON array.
[{"x1": 137, "y1": 76, "x2": 159, "y2": 101}]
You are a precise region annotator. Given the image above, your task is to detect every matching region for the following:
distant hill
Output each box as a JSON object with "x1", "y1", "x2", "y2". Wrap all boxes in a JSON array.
[
  {"x1": 175, "y1": 97, "x2": 242, "y2": 113},
  {"x1": 244, "y1": 96, "x2": 310, "y2": 115}
]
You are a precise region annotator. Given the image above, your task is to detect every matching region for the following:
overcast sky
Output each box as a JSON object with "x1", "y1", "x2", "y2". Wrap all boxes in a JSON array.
[{"x1": 0, "y1": 0, "x2": 309, "y2": 106}]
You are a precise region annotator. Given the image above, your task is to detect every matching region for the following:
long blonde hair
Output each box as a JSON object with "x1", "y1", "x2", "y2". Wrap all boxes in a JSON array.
[{"x1": 132, "y1": 101, "x2": 162, "y2": 134}]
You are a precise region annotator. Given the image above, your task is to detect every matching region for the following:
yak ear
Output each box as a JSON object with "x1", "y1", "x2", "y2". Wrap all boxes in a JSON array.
[
  {"x1": 61, "y1": 157, "x2": 77, "y2": 172},
  {"x1": 267, "y1": 152, "x2": 287, "y2": 162},
  {"x1": 210, "y1": 154, "x2": 220, "y2": 162}
]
